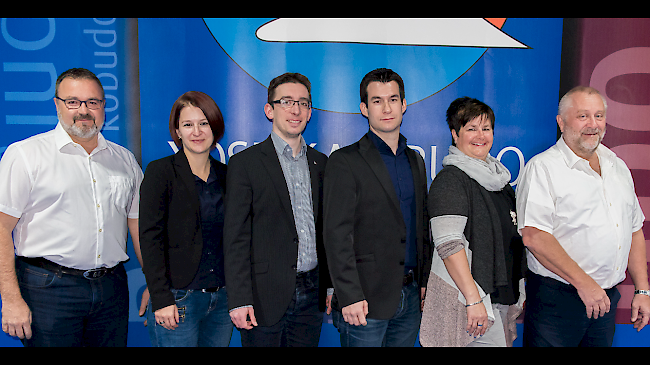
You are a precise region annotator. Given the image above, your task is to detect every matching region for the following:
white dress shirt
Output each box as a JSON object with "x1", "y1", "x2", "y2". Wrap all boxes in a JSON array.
[
  {"x1": 0, "y1": 123, "x2": 143, "y2": 270},
  {"x1": 516, "y1": 136, "x2": 645, "y2": 289}
]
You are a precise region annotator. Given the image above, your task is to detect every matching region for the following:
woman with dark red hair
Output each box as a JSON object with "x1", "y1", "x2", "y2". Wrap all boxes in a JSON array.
[{"x1": 139, "y1": 91, "x2": 232, "y2": 347}]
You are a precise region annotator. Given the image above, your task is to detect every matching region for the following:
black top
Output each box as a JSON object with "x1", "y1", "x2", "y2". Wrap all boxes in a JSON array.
[
  {"x1": 184, "y1": 164, "x2": 226, "y2": 290},
  {"x1": 486, "y1": 188, "x2": 526, "y2": 305}
]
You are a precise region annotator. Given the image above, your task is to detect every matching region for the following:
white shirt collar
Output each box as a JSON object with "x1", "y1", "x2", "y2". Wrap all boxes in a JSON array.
[
  {"x1": 54, "y1": 122, "x2": 108, "y2": 154},
  {"x1": 556, "y1": 135, "x2": 615, "y2": 171}
]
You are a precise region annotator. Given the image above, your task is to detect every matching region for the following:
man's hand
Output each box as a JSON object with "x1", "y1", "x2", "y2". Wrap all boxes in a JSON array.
[
  {"x1": 1, "y1": 296, "x2": 32, "y2": 339},
  {"x1": 230, "y1": 306, "x2": 257, "y2": 330},
  {"x1": 522, "y1": 226, "x2": 610, "y2": 319},
  {"x1": 576, "y1": 279, "x2": 610, "y2": 319},
  {"x1": 326, "y1": 294, "x2": 333, "y2": 315},
  {"x1": 0, "y1": 213, "x2": 30, "y2": 339},
  {"x1": 631, "y1": 293, "x2": 650, "y2": 331},
  {"x1": 342, "y1": 300, "x2": 368, "y2": 326},
  {"x1": 139, "y1": 287, "x2": 150, "y2": 326}
]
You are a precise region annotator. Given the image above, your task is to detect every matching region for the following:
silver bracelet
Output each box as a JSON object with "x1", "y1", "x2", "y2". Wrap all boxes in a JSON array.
[
  {"x1": 465, "y1": 298, "x2": 484, "y2": 307},
  {"x1": 634, "y1": 289, "x2": 650, "y2": 297}
]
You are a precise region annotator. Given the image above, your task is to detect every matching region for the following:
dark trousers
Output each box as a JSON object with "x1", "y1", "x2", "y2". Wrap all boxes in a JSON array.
[
  {"x1": 240, "y1": 268, "x2": 323, "y2": 347},
  {"x1": 16, "y1": 258, "x2": 129, "y2": 347},
  {"x1": 523, "y1": 272, "x2": 620, "y2": 347}
]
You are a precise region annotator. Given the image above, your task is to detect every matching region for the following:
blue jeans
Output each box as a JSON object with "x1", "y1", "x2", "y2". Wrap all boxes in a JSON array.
[
  {"x1": 332, "y1": 280, "x2": 422, "y2": 347},
  {"x1": 16, "y1": 258, "x2": 128, "y2": 347},
  {"x1": 147, "y1": 287, "x2": 233, "y2": 347},
  {"x1": 240, "y1": 268, "x2": 323, "y2": 347},
  {"x1": 523, "y1": 272, "x2": 621, "y2": 347}
]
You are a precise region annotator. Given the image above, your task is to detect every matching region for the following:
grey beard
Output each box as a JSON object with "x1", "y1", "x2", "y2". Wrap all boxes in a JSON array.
[{"x1": 58, "y1": 113, "x2": 100, "y2": 139}]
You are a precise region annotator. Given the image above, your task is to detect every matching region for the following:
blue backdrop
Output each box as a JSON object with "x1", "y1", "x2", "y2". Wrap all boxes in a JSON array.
[{"x1": 3, "y1": 18, "x2": 642, "y2": 347}]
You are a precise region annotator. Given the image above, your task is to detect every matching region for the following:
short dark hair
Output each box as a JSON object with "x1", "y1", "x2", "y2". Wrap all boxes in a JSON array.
[
  {"x1": 446, "y1": 97, "x2": 495, "y2": 146},
  {"x1": 359, "y1": 68, "x2": 405, "y2": 106},
  {"x1": 267, "y1": 72, "x2": 312, "y2": 106},
  {"x1": 169, "y1": 91, "x2": 225, "y2": 149},
  {"x1": 55, "y1": 68, "x2": 104, "y2": 99}
]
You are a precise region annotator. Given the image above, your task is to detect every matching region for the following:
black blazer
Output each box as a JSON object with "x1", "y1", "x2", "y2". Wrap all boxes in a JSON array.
[
  {"x1": 323, "y1": 133, "x2": 432, "y2": 320},
  {"x1": 139, "y1": 150, "x2": 227, "y2": 312},
  {"x1": 223, "y1": 136, "x2": 331, "y2": 327}
]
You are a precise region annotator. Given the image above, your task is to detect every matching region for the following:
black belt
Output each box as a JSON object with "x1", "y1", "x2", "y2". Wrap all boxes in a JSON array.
[{"x1": 18, "y1": 256, "x2": 119, "y2": 280}]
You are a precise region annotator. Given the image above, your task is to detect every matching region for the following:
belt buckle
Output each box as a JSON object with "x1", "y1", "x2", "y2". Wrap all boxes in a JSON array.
[{"x1": 83, "y1": 268, "x2": 107, "y2": 279}]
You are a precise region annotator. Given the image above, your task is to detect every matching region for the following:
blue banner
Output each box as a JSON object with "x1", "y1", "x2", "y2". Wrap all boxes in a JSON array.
[
  {"x1": 0, "y1": 17, "x2": 143, "y2": 347},
  {"x1": 139, "y1": 17, "x2": 562, "y2": 187},
  {"x1": 1, "y1": 18, "x2": 565, "y2": 347}
]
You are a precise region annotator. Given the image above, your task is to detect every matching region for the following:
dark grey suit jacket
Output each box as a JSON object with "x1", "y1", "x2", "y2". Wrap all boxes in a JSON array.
[
  {"x1": 323, "y1": 132, "x2": 432, "y2": 320},
  {"x1": 223, "y1": 136, "x2": 330, "y2": 326}
]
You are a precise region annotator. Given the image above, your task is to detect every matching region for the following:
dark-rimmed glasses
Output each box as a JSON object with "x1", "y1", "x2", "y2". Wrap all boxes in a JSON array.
[
  {"x1": 55, "y1": 97, "x2": 105, "y2": 110},
  {"x1": 272, "y1": 98, "x2": 311, "y2": 110}
]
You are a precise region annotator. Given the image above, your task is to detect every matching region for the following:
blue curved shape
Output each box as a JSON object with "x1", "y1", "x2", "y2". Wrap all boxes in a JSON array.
[{"x1": 204, "y1": 18, "x2": 486, "y2": 113}]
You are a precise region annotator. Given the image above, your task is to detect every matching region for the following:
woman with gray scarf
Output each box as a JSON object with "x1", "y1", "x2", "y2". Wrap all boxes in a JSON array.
[{"x1": 420, "y1": 97, "x2": 526, "y2": 347}]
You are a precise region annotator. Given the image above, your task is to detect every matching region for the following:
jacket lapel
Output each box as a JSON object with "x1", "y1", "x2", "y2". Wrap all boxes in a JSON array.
[
  {"x1": 259, "y1": 137, "x2": 296, "y2": 226},
  {"x1": 306, "y1": 147, "x2": 321, "y2": 221},
  {"x1": 172, "y1": 149, "x2": 201, "y2": 214},
  {"x1": 358, "y1": 134, "x2": 402, "y2": 216}
]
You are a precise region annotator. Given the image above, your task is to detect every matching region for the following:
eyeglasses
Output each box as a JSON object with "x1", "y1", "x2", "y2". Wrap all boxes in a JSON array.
[
  {"x1": 272, "y1": 98, "x2": 312, "y2": 110},
  {"x1": 55, "y1": 97, "x2": 105, "y2": 110}
]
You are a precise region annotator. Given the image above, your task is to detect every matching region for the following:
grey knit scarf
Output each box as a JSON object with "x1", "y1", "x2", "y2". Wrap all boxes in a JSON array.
[{"x1": 442, "y1": 146, "x2": 511, "y2": 191}]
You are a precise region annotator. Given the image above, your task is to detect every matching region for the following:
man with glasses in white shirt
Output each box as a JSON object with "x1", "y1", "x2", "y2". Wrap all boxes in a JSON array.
[
  {"x1": 516, "y1": 86, "x2": 650, "y2": 347},
  {"x1": 0, "y1": 68, "x2": 143, "y2": 346}
]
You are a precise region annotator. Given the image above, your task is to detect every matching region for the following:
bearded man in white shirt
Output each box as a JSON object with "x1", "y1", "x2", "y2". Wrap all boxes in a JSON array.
[
  {"x1": 516, "y1": 86, "x2": 650, "y2": 347},
  {"x1": 0, "y1": 68, "x2": 143, "y2": 347}
]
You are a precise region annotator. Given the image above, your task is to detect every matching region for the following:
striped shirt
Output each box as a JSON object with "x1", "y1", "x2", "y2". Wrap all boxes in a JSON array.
[{"x1": 270, "y1": 131, "x2": 318, "y2": 273}]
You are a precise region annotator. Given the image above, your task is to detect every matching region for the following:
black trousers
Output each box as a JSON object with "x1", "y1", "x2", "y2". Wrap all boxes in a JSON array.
[{"x1": 523, "y1": 272, "x2": 620, "y2": 347}]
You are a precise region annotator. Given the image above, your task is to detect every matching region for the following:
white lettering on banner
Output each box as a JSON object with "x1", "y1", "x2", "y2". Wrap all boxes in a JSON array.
[
  {"x1": 83, "y1": 29, "x2": 116, "y2": 48},
  {"x1": 228, "y1": 141, "x2": 247, "y2": 158},
  {"x1": 1, "y1": 18, "x2": 54, "y2": 51},
  {"x1": 430, "y1": 145, "x2": 437, "y2": 178},
  {"x1": 85, "y1": 18, "x2": 119, "y2": 131},
  {"x1": 3, "y1": 62, "x2": 57, "y2": 102},
  {"x1": 167, "y1": 141, "x2": 227, "y2": 164},
  {"x1": 165, "y1": 141, "x2": 525, "y2": 184},
  {"x1": 496, "y1": 146, "x2": 525, "y2": 186},
  {"x1": 590, "y1": 46, "x2": 650, "y2": 220},
  {"x1": 329, "y1": 144, "x2": 340, "y2": 154},
  {"x1": 2, "y1": 18, "x2": 58, "y2": 126}
]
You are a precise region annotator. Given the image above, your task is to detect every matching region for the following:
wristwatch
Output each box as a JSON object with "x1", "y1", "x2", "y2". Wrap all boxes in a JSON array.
[{"x1": 634, "y1": 289, "x2": 650, "y2": 297}]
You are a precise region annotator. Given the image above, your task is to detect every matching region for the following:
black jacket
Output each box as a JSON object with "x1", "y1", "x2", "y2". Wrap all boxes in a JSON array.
[
  {"x1": 323, "y1": 133, "x2": 432, "y2": 320},
  {"x1": 223, "y1": 136, "x2": 331, "y2": 327},
  {"x1": 139, "y1": 149, "x2": 227, "y2": 312}
]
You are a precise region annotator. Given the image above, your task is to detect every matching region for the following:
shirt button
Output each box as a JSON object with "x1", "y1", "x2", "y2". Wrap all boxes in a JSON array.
[{"x1": 99, "y1": 229, "x2": 102, "y2": 232}]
